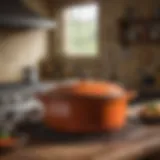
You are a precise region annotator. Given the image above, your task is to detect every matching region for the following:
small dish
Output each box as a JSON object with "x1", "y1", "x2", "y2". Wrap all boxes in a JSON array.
[
  {"x1": 0, "y1": 137, "x2": 17, "y2": 148},
  {"x1": 139, "y1": 101, "x2": 160, "y2": 124}
]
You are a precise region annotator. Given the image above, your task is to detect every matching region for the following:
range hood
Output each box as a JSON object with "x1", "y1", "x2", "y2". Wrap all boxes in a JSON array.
[{"x1": 0, "y1": 0, "x2": 55, "y2": 29}]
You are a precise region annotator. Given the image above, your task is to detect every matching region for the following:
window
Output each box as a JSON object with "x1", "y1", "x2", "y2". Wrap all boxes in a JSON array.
[{"x1": 63, "y1": 4, "x2": 98, "y2": 57}]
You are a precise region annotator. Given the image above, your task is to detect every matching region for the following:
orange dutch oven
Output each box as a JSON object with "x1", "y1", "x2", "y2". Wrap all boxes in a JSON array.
[{"x1": 38, "y1": 81, "x2": 136, "y2": 133}]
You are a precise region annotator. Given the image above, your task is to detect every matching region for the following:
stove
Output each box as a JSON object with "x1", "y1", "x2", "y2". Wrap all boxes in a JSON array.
[{"x1": 0, "y1": 81, "x2": 54, "y2": 134}]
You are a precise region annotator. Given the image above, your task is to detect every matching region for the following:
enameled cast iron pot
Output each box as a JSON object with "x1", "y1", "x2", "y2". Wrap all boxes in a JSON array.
[{"x1": 37, "y1": 81, "x2": 136, "y2": 133}]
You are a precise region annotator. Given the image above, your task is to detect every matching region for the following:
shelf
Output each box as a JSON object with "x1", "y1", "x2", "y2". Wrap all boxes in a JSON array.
[{"x1": 119, "y1": 17, "x2": 160, "y2": 45}]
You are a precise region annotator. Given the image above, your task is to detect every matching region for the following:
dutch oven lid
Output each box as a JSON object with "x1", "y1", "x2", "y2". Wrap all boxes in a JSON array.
[{"x1": 56, "y1": 80, "x2": 126, "y2": 98}]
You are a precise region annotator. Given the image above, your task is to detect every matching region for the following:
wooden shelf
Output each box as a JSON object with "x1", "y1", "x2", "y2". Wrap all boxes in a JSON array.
[{"x1": 119, "y1": 18, "x2": 160, "y2": 45}]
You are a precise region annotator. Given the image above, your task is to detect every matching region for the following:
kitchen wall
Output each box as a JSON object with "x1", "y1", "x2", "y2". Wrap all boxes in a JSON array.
[
  {"x1": 0, "y1": 0, "x2": 51, "y2": 83},
  {"x1": 24, "y1": 0, "x2": 52, "y2": 17},
  {"x1": 0, "y1": 29, "x2": 48, "y2": 82},
  {"x1": 40, "y1": 0, "x2": 102, "y2": 80},
  {"x1": 100, "y1": 0, "x2": 160, "y2": 89},
  {"x1": 43, "y1": 0, "x2": 160, "y2": 90}
]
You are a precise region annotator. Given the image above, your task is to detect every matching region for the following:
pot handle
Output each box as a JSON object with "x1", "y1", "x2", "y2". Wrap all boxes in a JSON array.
[{"x1": 126, "y1": 91, "x2": 137, "y2": 101}]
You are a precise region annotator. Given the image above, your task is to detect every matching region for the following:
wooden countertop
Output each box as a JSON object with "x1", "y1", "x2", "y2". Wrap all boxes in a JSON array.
[{"x1": 1, "y1": 106, "x2": 160, "y2": 160}]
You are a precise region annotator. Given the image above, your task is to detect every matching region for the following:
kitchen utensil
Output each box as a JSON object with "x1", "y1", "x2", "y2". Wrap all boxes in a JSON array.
[
  {"x1": 22, "y1": 67, "x2": 39, "y2": 84},
  {"x1": 38, "y1": 80, "x2": 136, "y2": 133}
]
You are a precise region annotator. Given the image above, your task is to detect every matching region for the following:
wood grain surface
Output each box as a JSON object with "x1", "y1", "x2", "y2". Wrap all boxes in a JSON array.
[{"x1": 1, "y1": 106, "x2": 160, "y2": 160}]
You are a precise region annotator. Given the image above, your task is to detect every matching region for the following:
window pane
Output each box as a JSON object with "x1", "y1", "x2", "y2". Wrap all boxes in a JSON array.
[{"x1": 64, "y1": 4, "x2": 98, "y2": 56}]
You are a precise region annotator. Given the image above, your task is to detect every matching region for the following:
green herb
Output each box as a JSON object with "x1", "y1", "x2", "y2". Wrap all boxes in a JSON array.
[{"x1": 0, "y1": 131, "x2": 10, "y2": 139}]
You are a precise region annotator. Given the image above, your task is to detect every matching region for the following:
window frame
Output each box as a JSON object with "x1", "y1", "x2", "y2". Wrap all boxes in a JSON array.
[{"x1": 61, "y1": 3, "x2": 100, "y2": 58}]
